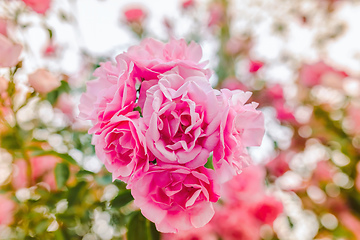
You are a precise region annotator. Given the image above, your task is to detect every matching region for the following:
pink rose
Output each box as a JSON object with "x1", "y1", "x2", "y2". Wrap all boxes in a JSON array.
[
  {"x1": 43, "y1": 41, "x2": 58, "y2": 57},
  {"x1": 266, "y1": 152, "x2": 292, "y2": 177},
  {"x1": 0, "y1": 195, "x2": 15, "y2": 226},
  {"x1": 123, "y1": 7, "x2": 146, "y2": 24},
  {"x1": 92, "y1": 112, "x2": 152, "y2": 182},
  {"x1": 0, "y1": 77, "x2": 8, "y2": 93},
  {"x1": 221, "y1": 165, "x2": 266, "y2": 203},
  {"x1": 22, "y1": 0, "x2": 51, "y2": 14},
  {"x1": 251, "y1": 196, "x2": 283, "y2": 225},
  {"x1": 0, "y1": 35, "x2": 22, "y2": 68},
  {"x1": 130, "y1": 165, "x2": 220, "y2": 233},
  {"x1": 249, "y1": 60, "x2": 264, "y2": 73},
  {"x1": 55, "y1": 93, "x2": 75, "y2": 121},
  {"x1": 213, "y1": 89, "x2": 264, "y2": 183},
  {"x1": 299, "y1": 61, "x2": 347, "y2": 87},
  {"x1": 0, "y1": 18, "x2": 8, "y2": 37},
  {"x1": 212, "y1": 206, "x2": 260, "y2": 240},
  {"x1": 79, "y1": 57, "x2": 137, "y2": 134},
  {"x1": 181, "y1": 0, "x2": 195, "y2": 9},
  {"x1": 28, "y1": 69, "x2": 61, "y2": 94},
  {"x1": 274, "y1": 101, "x2": 296, "y2": 123},
  {"x1": 208, "y1": 3, "x2": 225, "y2": 27},
  {"x1": 12, "y1": 156, "x2": 60, "y2": 191},
  {"x1": 125, "y1": 38, "x2": 211, "y2": 80},
  {"x1": 142, "y1": 67, "x2": 222, "y2": 168},
  {"x1": 162, "y1": 224, "x2": 217, "y2": 240}
]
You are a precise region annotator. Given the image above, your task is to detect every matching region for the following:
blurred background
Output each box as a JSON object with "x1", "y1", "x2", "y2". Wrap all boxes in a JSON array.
[{"x1": 1, "y1": 0, "x2": 360, "y2": 239}]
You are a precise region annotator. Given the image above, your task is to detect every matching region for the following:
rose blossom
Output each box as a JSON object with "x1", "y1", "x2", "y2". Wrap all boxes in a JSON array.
[
  {"x1": 28, "y1": 69, "x2": 61, "y2": 94},
  {"x1": 213, "y1": 89, "x2": 264, "y2": 183},
  {"x1": 0, "y1": 18, "x2": 8, "y2": 37},
  {"x1": 249, "y1": 60, "x2": 264, "y2": 73},
  {"x1": 125, "y1": 38, "x2": 211, "y2": 80},
  {"x1": 299, "y1": 61, "x2": 347, "y2": 88},
  {"x1": 251, "y1": 196, "x2": 283, "y2": 226},
  {"x1": 0, "y1": 195, "x2": 15, "y2": 226},
  {"x1": 162, "y1": 224, "x2": 217, "y2": 240},
  {"x1": 0, "y1": 77, "x2": 8, "y2": 93},
  {"x1": 22, "y1": 0, "x2": 51, "y2": 14},
  {"x1": 0, "y1": 35, "x2": 22, "y2": 68},
  {"x1": 79, "y1": 57, "x2": 137, "y2": 134},
  {"x1": 12, "y1": 156, "x2": 60, "y2": 191},
  {"x1": 142, "y1": 67, "x2": 222, "y2": 168},
  {"x1": 130, "y1": 165, "x2": 220, "y2": 233},
  {"x1": 92, "y1": 112, "x2": 152, "y2": 182},
  {"x1": 123, "y1": 7, "x2": 146, "y2": 24}
]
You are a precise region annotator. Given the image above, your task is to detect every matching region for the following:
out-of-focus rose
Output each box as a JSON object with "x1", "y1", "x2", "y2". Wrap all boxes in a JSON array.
[
  {"x1": 92, "y1": 112, "x2": 152, "y2": 182},
  {"x1": 162, "y1": 224, "x2": 217, "y2": 240},
  {"x1": 0, "y1": 77, "x2": 8, "y2": 93},
  {"x1": 130, "y1": 165, "x2": 220, "y2": 233},
  {"x1": 0, "y1": 18, "x2": 8, "y2": 37},
  {"x1": 225, "y1": 37, "x2": 250, "y2": 56},
  {"x1": 249, "y1": 60, "x2": 264, "y2": 73},
  {"x1": 43, "y1": 41, "x2": 58, "y2": 57},
  {"x1": 312, "y1": 160, "x2": 335, "y2": 183},
  {"x1": 221, "y1": 165, "x2": 266, "y2": 203},
  {"x1": 124, "y1": 7, "x2": 146, "y2": 24},
  {"x1": 12, "y1": 156, "x2": 60, "y2": 191},
  {"x1": 266, "y1": 152, "x2": 292, "y2": 177},
  {"x1": 22, "y1": 0, "x2": 51, "y2": 14},
  {"x1": 274, "y1": 101, "x2": 297, "y2": 123},
  {"x1": 142, "y1": 67, "x2": 221, "y2": 169},
  {"x1": 339, "y1": 211, "x2": 360, "y2": 239},
  {"x1": 55, "y1": 93, "x2": 75, "y2": 121},
  {"x1": 221, "y1": 77, "x2": 248, "y2": 91},
  {"x1": 266, "y1": 84, "x2": 284, "y2": 101},
  {"x1": 251, "y1": 196, "x2": 283, "y2": 225},
  {"x1": 0, "y1": 195, "x2": 15, "y2": 226},
  {"x1": 181, "y1": 0, "x2": 195, "y2": 9},
  {"x1": 0, "y1": 35, "x2": 22, "y2": 68},
  {"x1": 28, "y1": 69, "x2": 61, "y2": 94},
  {"x1": 208, "y1": 3, "x2": 225, "y2": 27},
  {"x1": 125, "y1": 38, "x2": 211, "y2": 80},
  {"x1": 212, "y1": 206, "x2": 260, "y2": 240},
  {"x1": 213, "y1": 89, "x2": 264, "y2": 183},
  {"x1": 299, "y1": 61, "x2": 347, "y2": 88}
]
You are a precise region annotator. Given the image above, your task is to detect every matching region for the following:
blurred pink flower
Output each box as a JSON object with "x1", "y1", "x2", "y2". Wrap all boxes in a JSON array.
[
  {"x1": 339, "y1": 211, "x2": 360, "y2": 239},
  {"x1": 274, "y1": 101, "x2": 296, "y2": 123},
  {"x1": 221, "y1": 77, "x2": 248, "y2": 91},
  {"x1": 208, "y1": 3, "x2": 225, "y2": 27},
  {"x1": 299, "y1": 61, "x2": 347, "y2": 87},
  {"x1": 251, "y1": 196, "x2": 283, "y2": 225},
  {"x1": 225, "y1": 37, "x2": 249, "y2": 56},
  {"x1": 0, "y1": 77, "x2": 8, "y2": 93},
  {"x1": 181, "y1": 0, "x2": 195, "y2": 9},
  {"x1": 266, "y1": 84, "x2": 284, "y2": 101},
  {"x1": 162, "y1": 224, "x2": 217, "y2": 240},
  {"x1": 312, "y1": 160, "x2": 335, "y2": 183},
  {"x1": 22, "y1": 0, "x2": 51, "y2": 14},
  {"x1": 28, "y1": 69, "x2": 61, "y2": 94},
  {"x1": 55, "y1": 93, "x2": 75, "y2": 121},
  {"x1": 221, "y1": 165, "x2": 266, "y2": 203},
  {"x1": 214, "y1": 90, "x2": 264, "y2": 183},
  {"x1": 0, "y1": 18, "x2": 8, "y2": 37},
  {"x1": 124, "y1": 7, "x2": 146, "y2": 24},
  {"x1": 212, "y1": 206, "x2": 261, "y2": 240},
  {"x1": 142, "y1": 67, "x2": 221, "y2": 169},
  {"x1": 0, "y1": 35, "x2": 22, "y2": 68},
  {"x1": 0, "y1": 195, "x2": 15, "y2": 226},
  {"x1": 12, "y1": 156, "x2": 60, "y2": 191},
  {"x1": 266, "y1": 152, "x2": 292, "y2": 177},
  {"x1": 131, "y1": 165, "x2": 220, "y2": 233},
  {"x1": 249, "y1": 60, "x2": 264, "y2": 73},
  {"x1": 43, "y1": 41, "x2": 58, "y2": 57}
]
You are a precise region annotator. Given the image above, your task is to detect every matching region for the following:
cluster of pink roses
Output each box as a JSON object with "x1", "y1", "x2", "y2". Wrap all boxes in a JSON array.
[{"x1": 79, "y1": 38, "x2": 265, "y2": 233}]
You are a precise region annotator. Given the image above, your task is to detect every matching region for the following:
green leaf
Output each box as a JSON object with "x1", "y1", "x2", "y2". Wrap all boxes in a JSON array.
[
  {"x1": 204, "y1": 153, "x2": 214, "y2": 170},
  {"x1": 55, "y1": 163, "x2": 70, "y2": 189},
  {"x1": 48, "y1": 28, "x2": 53, "y2": 39},
  {"x1": 46, "y1": 81, "x2": 71, "y2": 105},
  {"x1": 127, "y1": 211, "x2": 160, "y2": 240},
  {"x1": 111, "y1": 190, "x2": 133, "y2": 208},
  {"x1": 31, "y1": 150, "x2": 77, "y2": 165}
]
